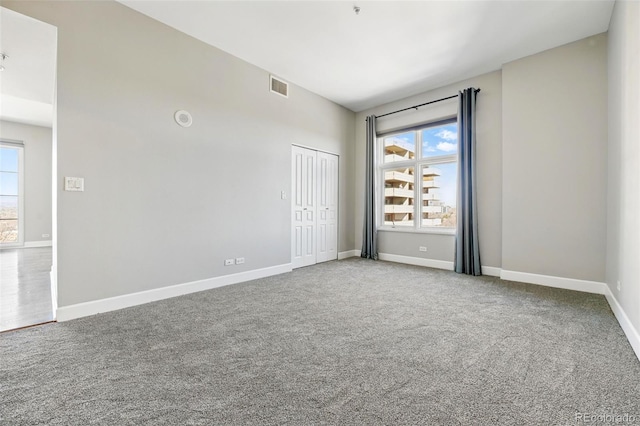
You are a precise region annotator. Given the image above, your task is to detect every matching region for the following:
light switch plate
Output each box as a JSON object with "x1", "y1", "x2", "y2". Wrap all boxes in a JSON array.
[{"x1": 64, "y1": 177, "x2": 84, "y2": 192}]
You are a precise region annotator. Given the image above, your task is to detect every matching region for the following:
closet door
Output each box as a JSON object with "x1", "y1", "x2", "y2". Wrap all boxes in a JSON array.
[
  {"x1": 316, "y1": 152, "x2": 338, "y2": 263},
  {"x1": 291, "y1": 146, "x2": 317, "y2": 269}
]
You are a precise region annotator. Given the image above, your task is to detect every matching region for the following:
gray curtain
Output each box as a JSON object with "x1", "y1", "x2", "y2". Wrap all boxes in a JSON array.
[
  {"x1": 361, "y1": 115, "x2": 378, "y2": 260},
  {"x1": 454, "y1": 88, "x2": 481, "y2": 275}
]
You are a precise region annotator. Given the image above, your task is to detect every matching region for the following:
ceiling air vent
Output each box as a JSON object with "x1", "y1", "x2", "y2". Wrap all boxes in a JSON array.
[{"x1": 270, "y1": 75, "x2": 289, "y2": 98}]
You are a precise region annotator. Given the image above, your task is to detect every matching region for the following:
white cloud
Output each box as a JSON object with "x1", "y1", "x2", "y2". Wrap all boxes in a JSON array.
[
  {"x1": 436, "y1": 129, "x2": 457, "y2": 141},
  {"x1": 437, "y1": 142, "x2": 457, "y2": 152},
  {"x1": 425, "y1": 146, "x2": 436, "y2": 152}
]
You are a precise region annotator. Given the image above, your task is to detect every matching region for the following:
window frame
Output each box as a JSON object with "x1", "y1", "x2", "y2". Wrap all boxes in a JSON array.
[
  {"x1": 0, "y1": 141, "x2": 25, "y2": 247},
  {"x1": 377, "y1": 117, "x2": 457, "y2": 235}
]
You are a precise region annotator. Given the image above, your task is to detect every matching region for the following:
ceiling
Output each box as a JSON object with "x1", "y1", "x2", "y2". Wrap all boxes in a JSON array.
[
  {"x1": 0, "y1": 1, "x2": 615, "y2": 128},
  {"x1": 0, "y1": 7, "x2": 57, "y2": 127},
  {"x1": 119, "y1": 0, "x2": 615, "y2": 112}
]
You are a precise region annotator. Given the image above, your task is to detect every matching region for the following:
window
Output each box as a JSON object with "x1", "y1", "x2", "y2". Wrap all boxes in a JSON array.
[
  {"x1": 0, "y1": 143, "x2": 23, "y2": 245},
  {"x1": 379, "y1": 119, "x2": 457, "y2": 231}
]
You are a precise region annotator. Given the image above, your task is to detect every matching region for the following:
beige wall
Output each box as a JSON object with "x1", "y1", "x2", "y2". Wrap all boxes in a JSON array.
[
  {"x1": 354, "y1": 33, "x2": 608, "y2": 285},
  {"x1": 607, "y1": 1, "x2": 640, "y2": 332},
  {"x1": 355, "y1": 71, "x2": 503, "y2": 269},
  {"x1": 1, "y1": 0, "x2": 619, "y2": 318},
  {"x1": 0, "y1": 120, "x2": 52, "y2": 243},
  {"x1": 3, "y1": 0, "x2": 355, "y2": 307},
  {"x1": 502, "y1": 33, "x2": 608, "y2": 282}
]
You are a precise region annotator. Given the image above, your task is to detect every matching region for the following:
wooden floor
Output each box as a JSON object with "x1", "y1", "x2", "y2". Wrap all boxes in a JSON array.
[{"x1": 0, "y1": 247, "x2": 53, "y2": 332}]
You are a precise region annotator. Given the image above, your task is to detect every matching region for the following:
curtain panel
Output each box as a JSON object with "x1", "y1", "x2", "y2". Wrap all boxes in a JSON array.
[
  {"x1": 454, "y1": 88, "x2": 481, "y2": 275},
  {"x1": 361, "y1": 115, "x2": 378, "y2": 260}
]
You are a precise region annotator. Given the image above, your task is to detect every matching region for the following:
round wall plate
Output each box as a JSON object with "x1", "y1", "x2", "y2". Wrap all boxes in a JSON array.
[{"x1": 174, "y1": 110, "x2": 193, "y2": 127}]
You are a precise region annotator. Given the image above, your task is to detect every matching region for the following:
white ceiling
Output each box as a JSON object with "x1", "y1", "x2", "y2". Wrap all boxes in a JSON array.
[
  {"x1": 0, "y1": 1, "x2": 615, "y2": 127},
  {"x1": 0, "y1": 7, "x2": 56, "y2": 127},
  {"x1": 119, "y1": 0, "x2": 615, "y2": 112}
]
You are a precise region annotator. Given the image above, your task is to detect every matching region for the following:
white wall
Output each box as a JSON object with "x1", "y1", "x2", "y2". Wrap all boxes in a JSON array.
[
  {"x1": 606, "y1": 1, "x2": 640, "y2": 336},
  {"x1": 3, "y1": 0, "x2": 355, "y2": 308},
  {"x1": 354, "y1": 71, "x2": 503, "y2": 269},
  {"x1": 0, "y1": 120, "x2": 52, "y2": 243},
  {"x1": 502, "y1": 33, "x2": 608, "y2": 282}
]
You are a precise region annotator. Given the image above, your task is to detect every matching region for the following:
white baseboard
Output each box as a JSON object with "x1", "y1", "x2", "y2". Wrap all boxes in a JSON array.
[
  {"x1": 56, "y1": 263, "x2": 292, "y2": 322},
  {"x1": 605, "y1": 288, "x2": 640, "y2": 361},
  {"x1": 50, "y1": 267, "x2": 58, "y2": 318},
  {"x1": 377, "y1": 253, "x2": 501, "y2": 277},
  {"x1": 23, "y1": 240, "x2": 53, "y2": 248},
  {"x1": 338, "y1": 250, "x2": 361, "y2": 260},
  {"x1": 378, "y1": 253, "x2": 454, "y2": 271},
  {"x1": 500, "y1": 270, "x2": 607, "y2": 295},
  {"x1": 481, "y1": 266, "x2": 502, "y2": 277}
]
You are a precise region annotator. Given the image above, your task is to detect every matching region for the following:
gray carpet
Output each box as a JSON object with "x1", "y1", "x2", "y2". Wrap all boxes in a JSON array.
[{"x1": 1, "y1": 258, "x2": 639, "y2": 425}]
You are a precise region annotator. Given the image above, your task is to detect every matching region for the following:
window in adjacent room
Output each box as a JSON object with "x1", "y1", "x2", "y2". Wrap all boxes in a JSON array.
[
  {"x1": 379, "y1": 119, "x2": 457, "y2": 232},
  {"x1": 0, "y1": 143, "x2": 24, "y2": 245}
]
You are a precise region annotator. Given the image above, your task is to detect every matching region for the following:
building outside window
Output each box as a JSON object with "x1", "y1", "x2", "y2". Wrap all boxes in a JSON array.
[{"x1": 379, "y1": 119, "x2": 457, "y2": 231}]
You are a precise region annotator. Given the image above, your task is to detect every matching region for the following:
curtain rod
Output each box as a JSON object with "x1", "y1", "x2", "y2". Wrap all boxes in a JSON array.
[{"x1": 372, "y1": 88, "x2": 481, "y2": 119}]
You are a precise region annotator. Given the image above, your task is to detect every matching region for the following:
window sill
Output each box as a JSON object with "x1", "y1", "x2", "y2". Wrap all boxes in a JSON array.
[
  {"x1": 0, "y1": 243, "x2": 24, "y2": 249},
  {"x1": 378, "y1": 226, "x2": 455, "y2": 236}
]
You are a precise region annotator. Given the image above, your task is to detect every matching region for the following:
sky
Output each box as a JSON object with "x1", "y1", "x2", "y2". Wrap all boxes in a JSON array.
[
  {"x1": 0, "y1": 147, "x2": 19, "y2": 172},
  {"x1": 421, "y1": 122, "x2": 457, "y2": 207},
  {"x1": 0, "y1": 147, "x2": 19, "y2": 209}
]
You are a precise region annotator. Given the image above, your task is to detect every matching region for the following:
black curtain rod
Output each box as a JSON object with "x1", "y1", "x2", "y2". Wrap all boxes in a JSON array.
[{"x1": 373, "y1": 88, "x2": 481, "y2": 119}]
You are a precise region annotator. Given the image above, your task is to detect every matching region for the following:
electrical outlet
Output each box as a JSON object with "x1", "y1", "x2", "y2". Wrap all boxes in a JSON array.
[
  {"x1": 281, "y1": 191, "x2": 286, "y2": 200},
  {"x1": 42, "y1": 234, "x2": 50, "y2": 238},
  {"x1": 419, "y1": 246, "x2": 427, "y2": 252},
  {"x1": 64, "y1": 176, "x2": 84, "y2": 192},
  {"x1": 617, "y1": 280, "x2": 621, "y2": 291},
  {"x1": 224, "y1": 259, "x2": 235, "y2": 266},
  {"x1": 236, "y1": 257, "x2": 245, "y2": 264}
]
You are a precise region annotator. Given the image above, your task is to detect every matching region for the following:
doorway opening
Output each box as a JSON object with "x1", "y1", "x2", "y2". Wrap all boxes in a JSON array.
[{"x1": 0, "y1": 7, "x2": 57, "y2": 332}]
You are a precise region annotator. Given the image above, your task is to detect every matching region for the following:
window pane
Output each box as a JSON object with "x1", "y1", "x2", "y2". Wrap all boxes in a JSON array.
[
  {"x1": 383, "y1": 132, "x2": 415, "y2": 163},
  {"x1": 0, "y1": 172, "x2": 18, "y2": 196},
  {"x1": 421, "y1": 122, "x2": 458, "y2": 158},
  {"x1": 0, "y1": 196, "x2": 18, "y2": 219},
  {"x1": 384, "y1": 166, "x2": 415, "y2": 227},
  {"x1": 0, "y1": 219, "x2": 18, "y2": 243},
  {"x1": 421, "y1": 162, "x2": 457, "y2": 227},
  {"x1": 0, "y1": 147, "x2": 19, "y2": 172}
]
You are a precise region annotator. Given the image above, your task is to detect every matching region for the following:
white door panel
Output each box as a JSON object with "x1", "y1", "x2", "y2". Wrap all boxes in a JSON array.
[
  {"x1": 292, "y1": 147, "x2": 338, "y2": 268},
  {"x1": 316, "y1": 151, "x2": 338, "y2": 263},
  {"x1": 292, "y1": 146, "x2": 317, "y2": 268}
]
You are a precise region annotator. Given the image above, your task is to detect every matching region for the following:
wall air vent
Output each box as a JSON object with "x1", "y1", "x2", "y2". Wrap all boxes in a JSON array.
[{"x1": 270, "y1": 75, "x2": 289, "y2": 98}]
